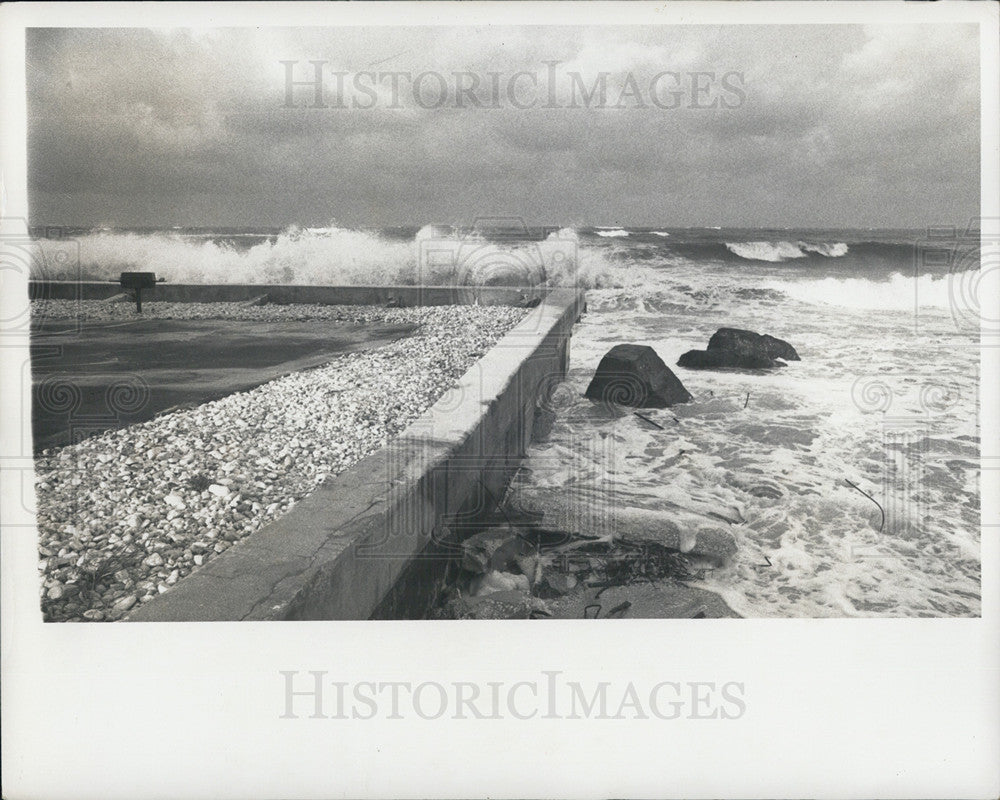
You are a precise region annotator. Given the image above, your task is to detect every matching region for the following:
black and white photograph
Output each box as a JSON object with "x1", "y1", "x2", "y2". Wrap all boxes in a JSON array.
[{"x1": 2, "y1": 2, "x2": 998, "y2": 798}]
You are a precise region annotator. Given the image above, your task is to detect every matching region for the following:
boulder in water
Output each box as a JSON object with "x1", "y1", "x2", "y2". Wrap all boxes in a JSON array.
[
  {"x1": 677, "y1": 349, "x2": 784, "y2": 370},
  {"x1": 707, "y1": 327, "x2": 800, "y2": 361},
  {"x1": 760, "y1": 334, "x2": 800, "y2": 361},
  {"x1": 585, "y1": 344, "x2": 693, "y2": 408},
  {"x1": 677, "y1": 328, "x2": 799, "y2": 370}
]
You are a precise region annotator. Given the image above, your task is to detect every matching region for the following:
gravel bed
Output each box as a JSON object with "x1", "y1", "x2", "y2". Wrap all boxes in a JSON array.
[
  {"x1": 33, "y1": 298, "x2": 496, "y2": 324},
  {"x1": 34, "y1": 300, "x2": 527, "y2": 621}
]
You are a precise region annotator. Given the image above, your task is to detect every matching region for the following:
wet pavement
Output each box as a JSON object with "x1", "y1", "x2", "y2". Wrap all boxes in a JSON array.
[{"x1": 30, "y1": 318, "x2": 418, "y2": 451}]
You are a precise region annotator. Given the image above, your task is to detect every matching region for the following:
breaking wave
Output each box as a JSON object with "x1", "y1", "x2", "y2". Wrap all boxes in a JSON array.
[
  {"x1": 771, "y1": 271, "x2": 957, "y2": 310},
  {"x1": 29, "y1": 224, "x2": 623, "y2": 289},
  {"x1": 594, "y1": 228, "x2": 630, "y2": 238},
  {"x1": 31, "y1": 227, "x2": 416, "y2": 285},
  {"x1": 725, "y1": 241, "x2": 849, "y2": 262}
]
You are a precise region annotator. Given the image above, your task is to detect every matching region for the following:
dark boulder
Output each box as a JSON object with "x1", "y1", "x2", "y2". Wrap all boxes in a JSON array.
[
  {"x1": 585, "y1": 344, "x2": 692, "y2": 408},
  {"x1": 677, "y1": 349, "x2": 784, "y2": 370},
  {"x1": 707, "y1": 328, "x2": 800, "y2": 361},
  {"x1": 760, "y1": 334, "x2": 800, "y2": 361}
]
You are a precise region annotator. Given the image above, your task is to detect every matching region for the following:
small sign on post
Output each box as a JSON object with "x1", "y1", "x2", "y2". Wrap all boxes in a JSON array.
[{"x1": 119, "y1": 272, "x2": 158, "y2": 313}]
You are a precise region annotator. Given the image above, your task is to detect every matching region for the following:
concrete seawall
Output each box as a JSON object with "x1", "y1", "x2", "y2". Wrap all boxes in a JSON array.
[
  {"x1": 29, "y1": 281, "x2": 545, "y2": 307},
  {"x1": 127, "y1": 288, "x2": 585, "y2": 621}
]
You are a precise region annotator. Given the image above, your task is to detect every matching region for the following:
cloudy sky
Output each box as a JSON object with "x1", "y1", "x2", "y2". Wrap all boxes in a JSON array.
[{"x1": 26, "y1": 24, "x2": 979, "y2": 229}]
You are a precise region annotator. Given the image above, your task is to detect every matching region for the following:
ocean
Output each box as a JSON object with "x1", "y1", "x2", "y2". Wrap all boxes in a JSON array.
[{"x1": 29, "y1": 223, "x2": 981, "y2": 617}]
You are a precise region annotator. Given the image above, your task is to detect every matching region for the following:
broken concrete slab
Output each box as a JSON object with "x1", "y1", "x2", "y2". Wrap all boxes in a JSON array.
[
  {"x1": 544, "y1": 580, "x2": 740, "y2": 619},
  {"x1": 505, "y1": 486, "x2": 739, "y2": 565}
]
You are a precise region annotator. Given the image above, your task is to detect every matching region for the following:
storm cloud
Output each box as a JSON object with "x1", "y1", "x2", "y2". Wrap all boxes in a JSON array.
[{"x1": 26, "y1": 24, "x2": 980, "y2": 228}]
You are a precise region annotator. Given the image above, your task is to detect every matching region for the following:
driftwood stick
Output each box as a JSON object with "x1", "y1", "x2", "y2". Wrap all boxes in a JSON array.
[
  {"x1": 634, "y1": 412, "x2": 665, "y2": 430},
  {"x1": 845, "y1": 479, "x2": 886, "y2": 532}
]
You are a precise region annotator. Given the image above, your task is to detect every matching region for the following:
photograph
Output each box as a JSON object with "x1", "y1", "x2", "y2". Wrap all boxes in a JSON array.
[
  {"x1": 20, "y1": 20, "x2": 984, "y2": 622},
  {"x1": 2, "y1": 2, "x2": 997, "y2": 799}
]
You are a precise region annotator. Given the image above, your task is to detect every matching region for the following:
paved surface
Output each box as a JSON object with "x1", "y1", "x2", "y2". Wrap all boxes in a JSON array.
[{"x1": 30, "y1": 318, "x2": 418, "y2": 451}]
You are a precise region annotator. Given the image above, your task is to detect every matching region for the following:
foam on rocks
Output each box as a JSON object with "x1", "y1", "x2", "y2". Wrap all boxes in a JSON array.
[{"x1": 34, "y1": 300, "x2": 528, "y2": 621}]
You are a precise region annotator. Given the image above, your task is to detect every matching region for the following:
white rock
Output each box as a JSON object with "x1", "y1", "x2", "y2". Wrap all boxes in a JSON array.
[
  {"x1": 143, "y1": 552, "x2": 164, "y2": 568},
  {"x1": 208, "y1": 484, "x2": 231, "y2": 498},
  {"x1": 164, "y1": 493, "x2": 185, "y2": 510},
  {"x1": 112, "y1": 594, "x2": 137, "y2": 613},
  {"x1": 470, "y1": 571, "x2": 531, "y2": 597}
]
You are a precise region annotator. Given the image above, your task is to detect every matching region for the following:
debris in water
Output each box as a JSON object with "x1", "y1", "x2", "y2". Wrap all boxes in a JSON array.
[
  {"x1": 844, "y1": 478, "x2": 885, "y2": 532},
  {"x1": 634, "y1": 411, "x2": 665, "y2": 430}
]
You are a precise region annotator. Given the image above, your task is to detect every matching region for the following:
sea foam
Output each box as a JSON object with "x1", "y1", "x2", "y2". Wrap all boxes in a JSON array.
[{"x1": 772, "y1": 271, "x2": 961, "y2": 310}]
